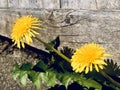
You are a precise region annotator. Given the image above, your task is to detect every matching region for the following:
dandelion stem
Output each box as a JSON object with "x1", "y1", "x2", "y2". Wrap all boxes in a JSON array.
[
  {"x1": 35, "y1": 37, "x2": 71, "y2": 63},
  {"x1": 100, "y1": 70, "x2": 120, "y2": 88}
]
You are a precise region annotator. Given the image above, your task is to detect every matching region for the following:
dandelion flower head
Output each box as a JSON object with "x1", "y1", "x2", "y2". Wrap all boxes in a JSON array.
[
  {"x1": 11, "y1": 15, "x2": 41, "y2": 48},
  {"x1": 71, "y1": 43, "x2": 111, "y2": 74}
]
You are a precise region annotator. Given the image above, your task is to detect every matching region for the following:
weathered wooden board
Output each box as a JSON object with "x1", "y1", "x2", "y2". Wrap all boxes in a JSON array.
[
  {"x1": 60, "y1": 0, "x2": 120, "y2": 9},
  {"x1": 0, "y1": 0, "x2": 7, "y2": 7},
  {"x1": 0, "y1": 0, "x2": 120, "y2": 9},
  {"x1": 7, "y1": 0, "x2": 60, "y2": 9}
]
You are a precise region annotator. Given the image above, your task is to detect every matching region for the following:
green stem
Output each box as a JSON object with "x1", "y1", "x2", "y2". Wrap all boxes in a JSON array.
[
  {"x1": 35, "y1": 37, "x2": 71, "y2": 63},
  {"x1": 100, "y1": 70, "x2": 120, "y2": 88}
]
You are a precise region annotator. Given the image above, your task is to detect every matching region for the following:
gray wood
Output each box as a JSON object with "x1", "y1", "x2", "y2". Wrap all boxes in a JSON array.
[
  {"x1": 60, "y1": 0, "x2": 98, "y2": 9},
  {"x1": 2, "y1": 0, "x2": 120, "y2": 9},
  {"x1": 60, "y1": 0, "x2": 120, "y2": 10},
  {"x1": 29, "y1": 0, "x2": 43, "y2": 8},
  {"x1": 8, "y1": 0, "x2": 60, "y2": 9},
  {"x1": 60, "y1": 0, "x2": 81, "y2": 9},
  {"x1": 0, "y1": 0, "x2": 8, "y2": 8},
  {"x1": 42, "y1": 0, "x2": 60, "y2": 9},
  {"x1": 19, "y1": 0, "x2": 30, "y2": 8}
]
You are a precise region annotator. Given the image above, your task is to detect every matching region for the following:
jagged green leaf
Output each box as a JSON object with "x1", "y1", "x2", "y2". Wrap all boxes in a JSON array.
[
  {"x1": 13, "y1": 64, "x2": 20, "y2": 80},
  {"x1": 34, "y1": 78, "x2": 41, "y2": 90},
  {"x1": 19, "y1": 71, "x2": 28, "y2": 86},
  {"x1": 28, "y1": 71, "x2": 41, "y2": 90},
  {"x1": 71, "y1": 72, "x2": 102, "y2": 89},
  {"x1": 82, "y1": 78, "x2": 102, "y2": 89},
  {"x1": 33, "y1": 60, "x2": 48, "y2": 72},
  {"x1": 57, "y1": 73, "x2": 72, "y2": 88},
  {"x1": 13, "y1": 64, "x2": 28, "y2": 86},
  {"x1": 20, "y1": 62, "x2": 33, "y2": 70},
  {"x1": 40, "y1": 70, "x2": 56, "y2": 87}
]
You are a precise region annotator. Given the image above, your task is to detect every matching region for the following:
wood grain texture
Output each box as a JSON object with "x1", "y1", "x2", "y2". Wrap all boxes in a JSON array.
[
  {"x1": 0, "y1": 0, "x2": 119, "y2": 9},
  {"x1": 42, "y1": 0, "x2": 60, "y2": 9},
  {"x1": 0, "y1": 0, "x2": 8, "y2": 8},
  {"x1": 60, "y1": 0, "x2": 81, "y2": 9},
  {"x1": 60, "y1": 0, "x2": 120, "y2": 9}
]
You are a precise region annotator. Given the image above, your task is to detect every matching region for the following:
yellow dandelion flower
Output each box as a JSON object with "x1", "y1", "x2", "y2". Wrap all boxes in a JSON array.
[
  {"x1": 11, "y1": 15, "x2": 41, "y2": 48},
  {"x1": 71, "y1": 43, "x2": 111, "y2": 74}
]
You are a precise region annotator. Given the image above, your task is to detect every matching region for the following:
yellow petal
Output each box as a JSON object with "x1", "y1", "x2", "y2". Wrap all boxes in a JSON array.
[
  {"x1": 78, "y1": 65, "x2": 86, "y2": 72},
  {"x1": 98, "y1": 65, "x2": 104, "y2": 69},
  {"x1": 21, "y1": 41, "x2": 25, "y2": 48},
  {"x1": 85, "y1": 66, "x2": 89, "y2": 74},
  {"x1": 31, "y1": 30, "x2": 39, "y2": 35},
  {"x1": 94, "y1": 64, "x2": 99, "y2": 72},
  {"x1": 17, "y1": 41, "x2": 20, "y2": 49},
  {"x1": 72, "y1": 63, "x2": 80, "y2": 70},
  {"x1": 90, "y1": 64, "x2": 93, "y2": 71},
  {"x1": 105, "y1": 53, "x2": 111, "y2": 55},
  {"x1": 94, "y1": 60, "x2": 107, "y2": 65}
]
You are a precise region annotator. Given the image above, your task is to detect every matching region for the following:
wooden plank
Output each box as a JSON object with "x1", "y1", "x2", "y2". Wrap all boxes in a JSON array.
[
  {"x1": 6, "y1": 0, "x2": 120, "y2": 9},
  {"x1": 42, "y1": 0, "x2": 60, "y2": 9},
  {"x1": 19, "y1": 0, "x2": 30, "y2": 8},
  {"x1": 60, "y1": 0, "x2": 120, "y2": 10},
  {"x1": 96, "y1": 0, "x2": 120, "y2": 9},
  {"x1": 60, "y1": 0, "x2": 97, "y2": 9},
  {"x1": 0, "y1": 0, "x2": 8, "y2": 8},
  {"x1": 78, "y1": 0, "x2": 97, "y2": 9},
  {"x1": 29, "y1": 0, "x2": 43, "y2": 9},
  {"x1": 60, "y1": 0, "x2": 81, "y2": 9},
  {"x1": 8, "y1": 0, "x2": 19, "y2": 8},
  {"x1": 18, "y1": 0, "x2": 60, "y2": 9}
]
